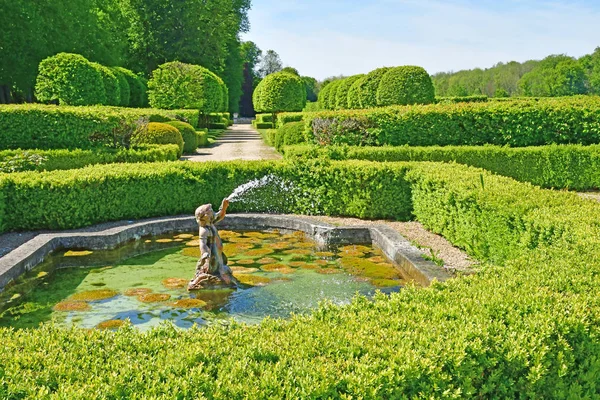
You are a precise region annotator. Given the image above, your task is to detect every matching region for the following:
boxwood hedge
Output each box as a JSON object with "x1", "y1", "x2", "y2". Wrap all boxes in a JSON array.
[
  {"x1": 376, "y1": 66, "x2": 435, "y2": 107},
  {"x1": 2, "y1": 160, "x2": 600, "y2": 396},
  {"x1": 357, "y1": 67, "x2": 391, "y2": 109},
  {"x1": 335, "y1": 74, "x2": 364, "y2": 110}
]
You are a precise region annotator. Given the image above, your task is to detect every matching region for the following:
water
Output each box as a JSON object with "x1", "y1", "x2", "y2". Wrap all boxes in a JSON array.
[{"x1": 0, "y1": 230, "x2": 407, "y2": 331}]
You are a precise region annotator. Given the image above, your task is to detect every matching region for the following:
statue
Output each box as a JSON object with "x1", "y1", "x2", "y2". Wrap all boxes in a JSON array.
[{"x1": 188, "y1": 198, "x2": 239, "y2": 290}]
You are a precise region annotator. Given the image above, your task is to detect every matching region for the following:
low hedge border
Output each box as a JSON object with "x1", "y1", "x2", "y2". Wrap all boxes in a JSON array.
[
  {"x1": 0, "y1": 104, "x2": 199, "y2": 150},
  {"x1": 0, "y1": 145, "x2": 180, "y2": 172},
  {"x1": 283, "y1": 143, "x2": 600, "y2": 190},
  {"x1": 1, "y1": 160, "x2": 600, "y2": 396}
]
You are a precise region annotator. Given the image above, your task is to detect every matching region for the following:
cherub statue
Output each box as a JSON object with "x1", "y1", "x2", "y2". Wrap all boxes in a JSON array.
[{"x1": 188, "y1": 198, "x2": 238, "y2": 290}]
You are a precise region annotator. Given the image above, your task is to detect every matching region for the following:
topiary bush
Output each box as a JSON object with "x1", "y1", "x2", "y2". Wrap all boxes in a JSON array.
[
  {"x1": 35, "y1": 53, "x2": 106, "y2": 106},
  {"x1": 376, "y1": 66, "x2": 435, "y2": 106},
  {"x1": 274, "y1": 121, "x2": 306, "y2": 150},
  {"x1": 196, "y1": 129, "x2": 209, "y2": 147},
  {"x1": 347, "y1": 76, "x2": 366, "y2": 109},
  {"x1": 324, "y1": 80, "x2": 344, "y2": 110},
  {"x1": 166, "y1": 121, "x2": 198, "y2": 154},
  {"x1": 111, "y1": 68, "x2": 131, "y2": 107},
  {"x1": 335, "y1": 75, "x2": 364, "y2": 110},
  {"x1": 317, "y1": 82, "x2": 335, "y2": 110},
  {"x1": 92, "y1": 63, "x2": 121, "y2": 106},
  {"x1": 357, "y1": 67, "x2": 391, "y2": 108},
  {"x1": 253, "y1": 72, "x2": 306, "y2": 115},
  {"x1": 115, "y1": 67, "x2": 146, "y2": 107},
  {"x1": 133, "y1": 122, "x2": 183, "y2": 156}
]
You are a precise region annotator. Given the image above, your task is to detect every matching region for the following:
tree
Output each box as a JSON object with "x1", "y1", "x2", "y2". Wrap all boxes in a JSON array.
[
  {"x1": 581, "y1": 47, "x2": 600, "y2": 95},
  {"x1": 302, "y1": 76, "x2": 318, "y2": 102},
  {"x1": 520, "y1": 55, "x2": 587, "y2": 97},
  {"x1": 238, "y1": 41, "x2": 263, "y2": 117},
  {"x1": 253, "y1": 72, "x2": 306, "y2": 120},
  {"x1": 281, "y1": 67, "x2": 299, "y2": 76},
  {"x1": 258, "y1": 50, "x2": 283, "y2": 78}
]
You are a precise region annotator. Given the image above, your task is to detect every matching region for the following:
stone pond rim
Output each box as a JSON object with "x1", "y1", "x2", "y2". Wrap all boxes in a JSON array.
[{"x1": 0, "y1": 214, "x2": 452, "y2": 291}]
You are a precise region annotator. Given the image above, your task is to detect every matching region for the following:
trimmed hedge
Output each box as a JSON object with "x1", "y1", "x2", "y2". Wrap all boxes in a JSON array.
[
  {"x1": 166, "y1": 121, "x2": 198, "y2": 154},
  {"x1": 376, "y1": 66, "x2": 435, "y2": 106},
  {"x1": 347, "y1": 76, "x2": 366, "y2": 109},
  {"x1": 283, "y1": 144, "x2": 600, "y2": 190},
  {"x1": 0, "y1": 145, "x2": 180, "y2": 172},
  {"x1": 253, "y1": 72, "x2": 306, "y2": 113},
  {"x1": 0, "y1": 105, "x2": 199, "y2": 150},
  {"x1": 196, "y1": 129, "x2": 209, "y2": 147},
  {"x1": 436, "y1": 95, "x2": 488, "y2": 104},
  {"x1": 111, "y1": 68, "x2": 131, "y2": 107},
  {"x1": 274, "y1": 121, "x2": 306, "y2": 150},
  {"x1": 302, "y1": 96, "x2": 600, "y2": 147},
  {"x1": 276, "y1": 112, "x2": 304, "y2": 128},
  {"x1": 357, "y1": 67, "x2": 391, "y2": 108},
  {"x1": 115, "y1": 67, "x2": 147, "y2": 108},
  {"x1": 255, "y1": 122, "x2": 274, "y2": 129},
  {"x1": 335, "y1": 74, "x2": 364, "y2": 110},
  {"x1": 2, "y1": 161, "x2": 600, "y2": 396},
  {"x1": 92, "y1": 63, "x2": 121, "y2": 106},
  {"x1": 134, "y1": 123, "x2": 183, "y2": 156},
  {"x1": 35, "y1": 53, "x2": 106, "y2": 106},
  {"x1": 323, "y1": 80, "x2": 343, "y2": 110}
]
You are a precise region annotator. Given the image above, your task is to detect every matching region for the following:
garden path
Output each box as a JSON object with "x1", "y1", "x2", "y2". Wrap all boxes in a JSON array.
[{"x1": 182, "y1": 124, "x2": 281, "y2": 162}]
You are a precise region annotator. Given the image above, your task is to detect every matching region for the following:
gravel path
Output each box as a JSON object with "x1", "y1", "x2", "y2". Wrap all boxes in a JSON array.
[{"x1": 182, "y1": 124, "x2": 281, "y2": 162}]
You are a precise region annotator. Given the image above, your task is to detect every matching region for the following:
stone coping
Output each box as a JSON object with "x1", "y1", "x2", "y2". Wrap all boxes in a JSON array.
[{"x1": 0, "y1": 214, "x2": 451, "y2": 291}]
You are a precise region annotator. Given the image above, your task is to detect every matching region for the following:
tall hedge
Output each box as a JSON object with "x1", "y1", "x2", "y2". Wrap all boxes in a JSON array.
[
  {"x1": 166, "y1": 120, "x2": 198, "y2": 154},
  {"x1": 347, "y1": 76, "x2": 366, "y2": 109},
  {"x1": 253, "y1": 72, "x2": 306, "y2": 113},
  {"x1": 115, "y1": 67, "x2": 146, "y2": 107},
  {"x1": 35, "y1": 53, "x2": 106, "y2": 106},
  {"x1": 317, "y1": 81, "x2": 335, "y2": 110},
  {"x1": 376, "y1": 66, "x2": 435, "y2": 106},
  {"x1": 111, "y1": 68, "x2": 131, "y2": 107},
  {"x1": 323, "y1": 80, "x2": 343, "y2": 110},
  {"x1": 357, "y1": 67, "x2": 391, "y2": 108},
  {"x1": 335, "y1": 75, "x2": 364, "y2": 110},
  {"x1": 92, "y1": 63, "x2": 121, "y2": 106}
]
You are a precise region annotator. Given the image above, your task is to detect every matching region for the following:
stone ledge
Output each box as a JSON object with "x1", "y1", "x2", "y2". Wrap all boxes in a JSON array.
[{"x1": 0, "y1": 214, "x2": 451, "y2": 290}]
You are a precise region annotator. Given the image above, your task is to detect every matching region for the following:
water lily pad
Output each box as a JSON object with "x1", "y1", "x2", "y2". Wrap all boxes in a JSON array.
[
  {"x1": 69, "y1": 289, "x2": 118, "y2": 302},
  {"x1": 138, "y1": 293, "x2": 171, "y2": 303},
  {"x1": 283, "y1": 249, "x2": 312, "y2": 255},
  {"x1": 53, "y1": 301, "x2": 91, "y2": 312},
  {"x1": 176, "y1": 234, "x2": 194, "y2": 239},
  {"x1": 294, "y1": 242, "x2": 315, "y2": 249},
  {"x1": 244, "y1": 248, "x2": 274, "y2": 257},
  {"x1": 186, "y1": 240, "x2": 200, "y2": 247},
  {"x1": 289, "y1": 261, "x2": 306, "y2": 268},
  {"x1": 162, "y1": 278, "x2": 189, "y2": 289},
  {"x1": 316, "y1": 268, "x2": 342, "y2": 275},
  {"x1": 156, "y1": 239, "x2": 173, "y2": 243},
  {"x1": 124, "y1": 288, "x2": 153, "y2": 297},
  {"x1": 315, "y1": 251, "x2": 335, "y2": 257},
  {"x1": 370, "y1": 278, "x2": 403, "y2": 288},
  {"x1": 236, "y1": 259, "x2": 256, "y2": 265},
  {"x1": 234, "y1": 274, "x2": 272, "y2": 286},
  {"x1": 261, "y1": 264, "x2": 295, "y2": 274},
  {"x1": 37, "y1": 271, "x2": 48, "y2": 278},
  {"x1": 338, "y1": 249, "x2": 365, "y2": 257},
  {"x1": 64, "y1": 250, "x2": 93, "y2": 257},
  {"x1": 182, "y1": 247, "x2": 201, "y2": 258},
  {"x1": 257, "y1": 257, "x2": 278, "y2": 264},
  {"x1": 230, "y1": 267, "x2": 259, "y2": 274},
  {"x1": 269, "y1": 242, "x2": 292, "y2": 250},
  {"x1": 171, "y1": 298, "x2": 206, "y2": 308},
  {"x1": 315, "y1": 260, "x2": 329, "y2": 266},
  {"x1": 368, "y1": 256, "x2": 386, "y2": 263},
  {"x1": 96, "y1": 319, "x2": 130, "y2": 330},
  {"x1": 300, "y1": 264, "x2": 320, "y2": 270},
  {"x1": 339, "y1": 245, "x2": 372, "y2": 253}
]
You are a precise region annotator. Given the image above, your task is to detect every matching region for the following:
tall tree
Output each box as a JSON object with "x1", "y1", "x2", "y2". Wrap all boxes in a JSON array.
[
  {"x1": 520, "y1": 55, "x2": 587, "y2": 97},
  {"x1": 258, "y1": 50, "x2": 283, "y2": 78},
  {"x1": 238, "y1": 41, "x2": 262, "y2": 117}
]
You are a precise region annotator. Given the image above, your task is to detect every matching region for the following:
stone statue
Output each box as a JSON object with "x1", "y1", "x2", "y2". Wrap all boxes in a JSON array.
[{"x1": 188, "y1": 198, "x2": 239, "y2": 290}]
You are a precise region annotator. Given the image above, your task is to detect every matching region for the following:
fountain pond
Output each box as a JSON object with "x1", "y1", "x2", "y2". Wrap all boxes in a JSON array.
[{"x1": 0, "y1": 229, "x2": 409, "y2": 331}]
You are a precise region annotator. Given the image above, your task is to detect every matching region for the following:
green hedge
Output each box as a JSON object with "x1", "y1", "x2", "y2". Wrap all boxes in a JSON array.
[
  {"x1": 253, "y1": 72, "x2": 306, "y2": 113},
  {"x1": 276, "y1": 112, "x2": 304, "y2": 128},
  {"x1": 135, "y1": 123, "x2": 183, "y2": 157},
  {"x1": 376, "y1": 66, "x2": 435, "y2": 107},
  {"x1": 274, "y1": 121, "x2": 306, "y2": 150},
  {"x1": 436, "y1": 95, "x2": 489, "y2": 104},
  {"x1": 166, "y1": 121, "x2": 198, "y2": 154},
  {"x1": 302, "y1": 96, "x2": 600, "y2": 147},
  {"x1": 255, "y1": 122, "x2": 273, "y2": 129},
  {"x1": 357, "y1": 67, "x2": 391, "y2": 109},
  {"x1": 92, "y1": 63, "x2": 121, "y2": 106},
  {"x1": 0, "y1": 145, "x2": 179, "y2": 172},
  {"x1": 196, "y1": 129, "x2": 209, "y2": 147},
  {"x1": 282, "y1": 144, "x2": 600, "y2": 190},
  {"x1": 0, "y1": 105, "x2": 199, "y2": 150},
  {"x1": 2, "y1": 161, "x2": 600, "y2": 396},
  {"x1": 335, "y1": 75, "x2": 364, "y2": 110}
]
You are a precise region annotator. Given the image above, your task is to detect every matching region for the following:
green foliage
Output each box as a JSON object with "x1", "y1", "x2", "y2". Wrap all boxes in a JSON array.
[
  {"x1": 111, "y1": 67, "x2": 131, "y2": 107},
  {"x1": 303, "y1": 101, "x2": 321, "y2": 112},
  {"x1": 92, "y1": 63, "x2": 121, "y2": 106},
  {"x1": 134, "y1": 123, "x2": 183, "y2": 156},
  {"x1": 357, "y1": 67, "x2": 391, "y2": 108},
  {"x1": 335, "y1": 75, "x2": 364, "y2": 110},
  {"x1": 276, "y1": 112, "x2": 304, "y2": 128},
  {"x1": 256, "y1": 113, "x2": 273, "y2": 123},
  {"x1": 255, "y1": 122, "x2": 273, "y2": 129},
  {"x1": 165, "y1": 121, "x2": 198, "y2": 154},
  {"x1": 148, "y1": 62, "x2": 204, "y2": 110},
  {"x1": 114, "y1": 67, "x2": 146, "y2": 107},
  {"x1": 302, "y1": 76, "x2": 318, "y2": 102},
  {"x1": 301, "y1": 96, "x2": 600, "y2": 147},
  {"x1": 376, "y1": 66, "x2": 435, "y2": 106},
  {"x1": 347, "y1": 76, "x2": 366, "y2": 109},
  {"x1": 274, "y1": 121, "x2": 306, "y2": 150},
  {"x1": 196, "y1": 129, "x2": 209, "y2": 147},
  {"x1": 323, "y1": 80, "x2": 344, "y2": 110},
  {"x1": 436, "y1": 95, "x2": 488, "y2": 104},
  {"x1": 317, "y1": 81, "x2": 335, "y2": 110},
  {"x1": 0, "y1": 146, "x2": 179, "y2": 172},
  {"x1": 0, "y1": 104, "x2": 198, "y2": 150},
  {"x1": 35, "y1": 53, "x2": 106, "y2": 106},
  {"x1": 253, "y1": 72, "x2": 306, "y2": 113},
  {"x1": 520, "y1": 55, "x2": 587, "y2": 97}
]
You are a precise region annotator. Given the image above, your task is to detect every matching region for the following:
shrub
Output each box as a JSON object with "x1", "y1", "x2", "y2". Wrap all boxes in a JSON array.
[
  {"x1": 347, "y1": 76, "x2": 366, "y2": 109},
  {"x1": 317, "y1": 81, "x2": 335, "y2": 110},
  {"x1": 436, "y1": 95, "x2": 488, "y2": 104},
  {"x1": 35, "y1": 53, "x2": 106, "y2": 106},
  {"x1": 253, "y1": 72, "x2": 306, "y2": 114},
  {"x1": 303, "y1": 101, "x2": 321, "y2": 112},
  {"x1": 376, "y1": 66, "x2": 435, "y2": 106},
  {"x1": 276, "y1": 112, "x2": 304, "y2": 128},
  {"x1": 255, "y1": 122, "x2": 273, "y2": 129},
  {"x1": 274, "y1": 121, "x2": 305, "y2": 150},
  {"x1": 165, "y1": 121, "x2": 198, "y2": 154},
  {"x1": 111, "y1": 68, "x2": 131, "y2": 107},
  {"x1": 196, "y1": 129, "x2": 209, "y2": 147},
  {"x1": 114, "y1": 67, "x2": 146, "y2": 107},
  {"x1": 335, "y1": 75, "x2": 364, "y2": 110},
  {"x1": 209, "y1": 123, "x2": 227, "y2": 130},
  {"x1": 256, "y1": 113, "x2": 273, "y2": 123},
  {"x1": 92, "y1": 63, "x2": 121, "y2": 106},
  {"x1": 357, "y1": 67, "x2": 391, "y2": 108},
  {"x1": 323, "y1": 80, "x2": 343, "y2": 110},
  {"x1": 311, "y1": 117, "x2": 377, "y2": 146},
  {"x1": 134, "y1": 122, "x2": 183, "y2": 156}
]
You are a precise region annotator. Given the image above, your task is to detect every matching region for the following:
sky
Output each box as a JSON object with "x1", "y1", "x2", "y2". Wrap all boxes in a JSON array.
[{"x1": 241, "y1": 0, "x2": 600, "y2": 80}]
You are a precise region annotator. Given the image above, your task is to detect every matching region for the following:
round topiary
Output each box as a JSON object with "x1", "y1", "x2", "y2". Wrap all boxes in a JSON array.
[
  {"x1": 135, "y1": 122, "x2": 184, "y2": 157},
  {"x1": 115, "y1": 67, "x2": 146, "y2": 107},
  {"x1": 253, "y1": 72, "x2": 306, "y2": 114},
  {"x1": 376, "y1": 66, "x2": 435, "y2": 106},
  {"x1": 203, "y1": 70, "x2": 224, "y2": 114},
  {"x1": 357, "y1": 67, "x2": 391, "y2": 109},
  {"x1": 335, "y1": 74, "x2": 364, "y2": 110},
  {"x1": 324, "y1": 80, "x2": 343, "y2": 110},
  {"x1": 317, "y1": 82, "x2": 334, "y2": 110},
  {"x1": 111, "y1": 68, "x2": 131, "y2": 106},
  {"x1": 35, "y1": 53, "x2": 106, "y2": 106},
  {"x1": 92, "y1": 63, "x2": 120, "y2": 106},
  {"x1": 347, "y1": 76, "x2": 366, "y2": 109},
  {"x1": 166, "y1": 120, "x2": 198, "y2": 154}
]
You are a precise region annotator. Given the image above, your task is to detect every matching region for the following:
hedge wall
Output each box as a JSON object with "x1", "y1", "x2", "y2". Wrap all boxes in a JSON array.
[
  {"x1": 0, "y1": 145, "x2": 179, "y2": 172},
  {"x1": 2, "y1": 161, "x2": 600, "y2": 396},
  {"x1": 302, "y1": 96, "x2": 600, "y2": 147},
  {"x1": 0, "y1": 105, "x2": 199, "y2": 150}
]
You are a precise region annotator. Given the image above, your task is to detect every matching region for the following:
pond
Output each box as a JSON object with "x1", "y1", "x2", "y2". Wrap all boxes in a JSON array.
[{"x1": 0, "y1": 230, "x2": 408, "y2": 331}]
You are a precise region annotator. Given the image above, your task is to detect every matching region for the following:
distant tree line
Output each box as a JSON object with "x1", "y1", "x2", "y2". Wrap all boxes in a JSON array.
[
  {"x1": 0, "y1": 0, "x2": 250, "y2": 113},
  {"x1": 433, "y1": 47, "x2": 600, "y2": 98}
]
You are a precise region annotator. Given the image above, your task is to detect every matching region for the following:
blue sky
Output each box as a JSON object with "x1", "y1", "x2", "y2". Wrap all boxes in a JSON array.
[{"x1": 241, "y1": 0, "x2": 600, "y2": 80}]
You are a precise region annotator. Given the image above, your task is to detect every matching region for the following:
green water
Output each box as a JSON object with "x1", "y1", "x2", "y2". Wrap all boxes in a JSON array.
[{"x1": 0, "y1": 230, "x2": 406, "y2": 330}]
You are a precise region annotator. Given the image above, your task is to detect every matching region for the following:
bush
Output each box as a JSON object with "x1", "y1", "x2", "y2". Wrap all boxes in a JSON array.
[
  {"x1": 111, "y1": 68, "x2": 131, "y2": 107},
  {"x1": 253, "y1": 72, "x2": 306, "y2": 114},
  {"x1": 323, "y1": 80, "x2": 343, "y2": 110},
  {"x1": 436, "y1": 95, "x2": 488, "y2": 104},
  {"x1": 317, "y1": 81, "x2": 336, "y2": 110},
  {"x1": 255, "y1": 122, "x2": 273, "y2": 129},
  {"x1": 165, "y1": 121, "x2": 198, "y2": 154},
  {"x1": 114, "y1": 67, "x2": 147, "y2": 107},
  {"x1": 209, "y1": 123, "x2": 227, "y2": 130},
  {"x1": 335, "y1": 75, "x2": 364, "y2": 110},
  {"x1": 0, "y1": 145, "x2": 179, "y2": 172},
  {"x1": 376, "y1": 66, "x2": 435, "y2": 106},
  {"x1": 196, "y1": 129, "x2": 209, "y2": 147},
  {"x1": 35, "y1": 53, "x2": 106, "y2": 106},
  {"x1": 274, "y1": 121, "x2": 305, "y2": 150},
  {"x1": 0, "y1": 104, "x2": 199, "y2": 150},
  {"x1": 347, "y1": 76, "x2": 366, "y2": 109},
  {"x1": 276, "y1": 112, "x2": 304, "y2": 128},
  {"x1": 301, "y1": 96, "x2": 600, "y2": 147},
  {"x1": 303, "y1": 101, "x2": 321, "y2": 112},
  {"x1": 134, "y1": 122, "x2": 183, "y2": 156},
  {"x1": 92, "y1": 63, "x2": 121, "y2": 106},
  {"x1": 357, "y1": 67, "x2": 391, "y2": 108}
]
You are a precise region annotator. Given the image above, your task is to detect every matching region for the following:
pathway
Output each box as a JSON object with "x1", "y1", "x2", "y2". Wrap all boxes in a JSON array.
[{"x1": 182, "y1": 124, "x2": 281, "y2": 162}]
